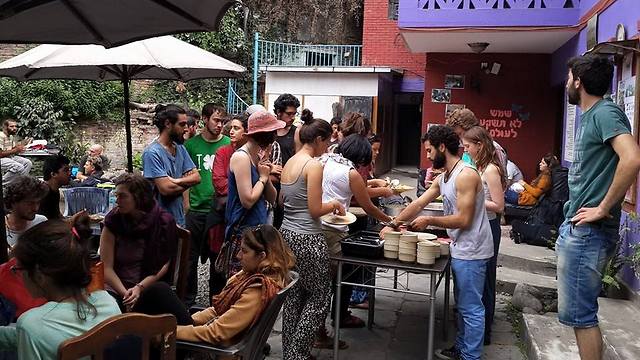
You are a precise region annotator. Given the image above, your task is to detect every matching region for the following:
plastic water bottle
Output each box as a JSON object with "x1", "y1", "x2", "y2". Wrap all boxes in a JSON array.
[{"x1": 108, "y1": 189, "x2": 117, "y2": 212}]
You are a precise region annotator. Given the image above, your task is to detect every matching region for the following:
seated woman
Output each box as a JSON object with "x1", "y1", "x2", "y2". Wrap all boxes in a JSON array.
[
  {"x1": 505, "y1": 154, "x2": 559, "y2": 206},
  {"x1": 134, "y1": 224, "x2": 295, "y2": 346},
  {"x1": 0, "y1": 220, "x2": 120, "y2": 359},
  {"x1": 100, "y1": 173, "x2": 177, "y2": 312}
]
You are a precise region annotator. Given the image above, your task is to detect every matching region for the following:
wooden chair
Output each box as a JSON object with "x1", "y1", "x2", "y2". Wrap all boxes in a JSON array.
[
  {"x1": 170, "y1": 226, "x2": 191, "y2": 301},
  {"x1": 58, "y1": 313, "x2": 177, "y2": 360},
  {"x1": 177, "y1": 271, "x2": 300, "y2": 360}
]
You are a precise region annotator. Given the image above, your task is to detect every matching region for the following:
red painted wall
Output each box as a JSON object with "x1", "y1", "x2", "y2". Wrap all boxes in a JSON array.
[
  {"x1": 420, "y1": 53, "x2": 558, "y2": 179},
  {"x1": 362, "y1": 0, "x2": 426, "y2": 78}
]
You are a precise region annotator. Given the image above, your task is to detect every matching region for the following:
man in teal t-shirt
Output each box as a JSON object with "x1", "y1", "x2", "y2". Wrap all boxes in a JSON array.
[
  {"x1": 556, "y1": 55, "x2": 640, "y2": 360},
  {"x1": 184, "y1": 104, "x2": 230, "y2": 306}
]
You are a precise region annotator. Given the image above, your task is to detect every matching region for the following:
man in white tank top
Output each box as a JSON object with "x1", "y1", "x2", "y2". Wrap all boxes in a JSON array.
[{"x1": 381, "y1": 125, "x2": 493, "y2": 360}]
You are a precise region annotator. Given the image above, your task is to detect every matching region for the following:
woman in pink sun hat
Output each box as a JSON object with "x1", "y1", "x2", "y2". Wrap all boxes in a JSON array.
[{"x1": 222, "y1": 110, "x2": 285, "y2": 276}]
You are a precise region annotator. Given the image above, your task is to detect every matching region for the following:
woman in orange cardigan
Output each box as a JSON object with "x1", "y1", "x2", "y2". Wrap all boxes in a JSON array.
[{"x1": 505, "y1": 154, "x2": 559, "y2": 206}]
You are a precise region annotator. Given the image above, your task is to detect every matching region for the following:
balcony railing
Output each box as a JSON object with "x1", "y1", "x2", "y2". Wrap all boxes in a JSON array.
[
  {"x1": 227, "y1": 79, "x2": 248, "y2": 115},
  {"x1": 257, "y1": 39, "x2": 363, "y2": 67},
  {"x1": 399, "y1": 0, "x2": 581, "y2": 28}
]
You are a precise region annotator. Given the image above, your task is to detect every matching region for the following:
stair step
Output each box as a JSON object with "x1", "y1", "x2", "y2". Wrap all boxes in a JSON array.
[
  {"x1": 498, "y1": 229, "x2": 557, "y2": 277},
  {"x1": 599, "y1": 298, "x2": 640, "y2": 359},
  {"x1": 522, "y1": 299, "x2": 640, "y2": 360},
  {"x1": 496, "y1": 267, "x2": 557, "y2": 295}
]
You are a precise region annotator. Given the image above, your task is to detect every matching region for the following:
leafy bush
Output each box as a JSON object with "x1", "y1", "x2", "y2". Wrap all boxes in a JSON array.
[
  {"x1": 14, "y1": 97, "x2": 88, "y2": 163},
  {"x1": 0, "y1": 78, "x2": 122, "y2": 122}
]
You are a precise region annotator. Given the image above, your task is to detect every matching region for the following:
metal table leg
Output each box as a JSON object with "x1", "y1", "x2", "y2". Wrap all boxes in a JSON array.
[
  {"x1": 333, "y1": 261, "x2": 343, "y2": 360},
  {"x1": 393, "y1": 269, "x2": 398, "y2": 289},
  {"x1": 428, "y1": 273, "x2": 436, "y2": 360},
  {"x1": 368, "y1": 267, "x2": 376, "y2": 329},
  {"x1": 444, "y1": 261, "x2": 451, "y2": 341}
]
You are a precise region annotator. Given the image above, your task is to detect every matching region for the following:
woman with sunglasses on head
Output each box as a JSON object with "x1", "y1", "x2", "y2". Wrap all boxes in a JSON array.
[
  {"x1": 0, "y1": 220, "x2": 120, "y2": 359},
  {"x1": 223, "y1": 111, "x2": 282, "y2": 276},
  {"x1": 132, "y1": 224, "x2": 295, "y2": 347}
]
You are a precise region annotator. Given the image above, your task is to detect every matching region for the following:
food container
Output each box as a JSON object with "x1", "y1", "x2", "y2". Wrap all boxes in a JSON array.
[
  {"x1": 385, "y1": 231, "x2": 402, "y2": 241},
  {"x1": 416, "y1": 233, "x2": 438, "y2": 242},
  {"x1": 437, "y1": 240, "x2": 450, "y2": 256},
  {"x1": 400, "y1": 233, "x2": 418, "y2": 242},
  {"x1": 417, "y1": 255, "x2": 436, "y2": 265},
  {"x1": 399, "y1": 247, "x2": 417, "y2": 256},
  {"x1": 340, "y1": 236, "x2": 384, "y2": 259},
  {"x1": 398, "y1": 253, "x2": 416, "y2": 262},
  {"x1": 384, "y1": 250, "x2": 398, "y2": 259}
]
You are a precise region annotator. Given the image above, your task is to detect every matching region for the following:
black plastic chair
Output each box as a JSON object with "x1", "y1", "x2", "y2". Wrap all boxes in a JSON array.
[{"x1": 176, "y1": 271, "x2": 299, "y2": 360}]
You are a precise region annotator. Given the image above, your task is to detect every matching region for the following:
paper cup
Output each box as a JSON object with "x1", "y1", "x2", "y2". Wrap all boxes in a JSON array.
[
  {"x1": 385, "y1": 231, "x2": 402, "y2": 241},
  {"x1": 417, "y1": 256, "x2": 436, "y2": 265},
  {"x1": 416, "y1": 233, "x2": 438, "y2": 242},
  {"x1": 398, "y1": 253, "x2": 416, "y2": 262},
  {"x1": 400, "y1": 233, "x2": 418, "y2": 243}
]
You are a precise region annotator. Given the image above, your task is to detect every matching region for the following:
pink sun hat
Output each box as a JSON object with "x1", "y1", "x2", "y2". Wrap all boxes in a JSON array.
[{"x1": 247, "y1": 110, "x2": 286, "y2": 135}]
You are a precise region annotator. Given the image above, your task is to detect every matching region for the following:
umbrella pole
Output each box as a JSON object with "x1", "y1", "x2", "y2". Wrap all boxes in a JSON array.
[
  {"x1": 0, "y1": 170, "x2": 7, "y2": 263},
  {"x1": 122, "y1": 70, "x2": 133, "y2": 173}
]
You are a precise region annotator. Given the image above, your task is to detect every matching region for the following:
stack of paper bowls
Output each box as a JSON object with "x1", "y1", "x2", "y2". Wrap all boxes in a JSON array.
[
  {"x1": 384, "y1": 231, "x2": 402, "y2": 259},
  {"x1": 398, "y1": 233, "x2": 418, "y2": 262},
  {"x1": 437, "y1": 239, "x2": 451, "y2": 256},
  {"x1": 416, "y1": 233, "x2": 440, "y2": 258},
  {"x1": 417, "y1": 240, "x2": 440, "y2": 265}
]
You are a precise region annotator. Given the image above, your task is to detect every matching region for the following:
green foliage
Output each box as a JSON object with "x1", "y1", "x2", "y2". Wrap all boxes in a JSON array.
[
  {"x1": 602, "y1": 212, "x2": 640, "y2": 292},
  {"x1": 132, "y1": 152, "x2": 143, "y2": 171},
  {"x1": 139, "y1": 6, "x2": 253, "y2": 111},
  {"x1": 14, "y1": 97, "x2": 88, "y2": 164},
  {"x1": 0, "y1": 78, "x2": 122, "y2": 122}
]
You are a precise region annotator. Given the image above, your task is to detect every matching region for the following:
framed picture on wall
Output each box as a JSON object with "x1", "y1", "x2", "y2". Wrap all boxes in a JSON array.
[
  {"x1": 431, "y1": 89, "x2": 451, "y2": 103},
  {"x1": 444, "y1": 75, "x2": 465, "y2": 89},
  {"x1": 445, "y1": 104, "x2": 465, "y2": 118}
]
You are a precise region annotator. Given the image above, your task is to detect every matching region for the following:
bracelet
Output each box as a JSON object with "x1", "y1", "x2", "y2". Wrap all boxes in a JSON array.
[{"x1": 135, "y1": 283, "x2": 144, "y2": 289}]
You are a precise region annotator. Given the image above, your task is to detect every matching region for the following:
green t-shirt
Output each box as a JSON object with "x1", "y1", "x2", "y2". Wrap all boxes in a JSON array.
[
  {"x1": 185, "y1": 134, "x2": 231, "y2": 212},
  {"x1": 564, "y1": 99, "x2": 631, "y2": 228}
]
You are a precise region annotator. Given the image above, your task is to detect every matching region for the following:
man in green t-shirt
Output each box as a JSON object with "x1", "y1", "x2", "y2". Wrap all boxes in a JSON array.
[
  {"x1": 184, "y1": 104, "x2": 230, "y2": 306},
  {"x1": 557, "y1": 55, "x2": 640, "y2": 360}
]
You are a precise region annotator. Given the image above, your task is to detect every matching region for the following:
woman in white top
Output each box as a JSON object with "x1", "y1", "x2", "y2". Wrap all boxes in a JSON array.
[{"x1": 461, "y1": 125, "x2": 505, "y2": 345}]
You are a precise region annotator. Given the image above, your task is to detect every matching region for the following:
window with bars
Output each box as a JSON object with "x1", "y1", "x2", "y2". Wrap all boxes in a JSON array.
[{"x1": 388, "y1": 0, "x2": 399, "y2": 20}]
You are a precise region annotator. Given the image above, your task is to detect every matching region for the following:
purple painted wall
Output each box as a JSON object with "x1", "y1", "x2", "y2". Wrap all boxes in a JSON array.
[
  {"x1": 551, "y1": 0, "x2": 640, "y2": 291},
  {"x1": 399, "y1": 0, "x2": 581, "y2": 28}
]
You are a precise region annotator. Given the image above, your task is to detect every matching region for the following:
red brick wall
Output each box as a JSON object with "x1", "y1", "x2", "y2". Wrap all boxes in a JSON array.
[
  {"x1": 420, "y1": 53, "x2": 558, "y2": 179},
  {"x1": 362, "y1": 0, "x2": 426, "y2": 78}
]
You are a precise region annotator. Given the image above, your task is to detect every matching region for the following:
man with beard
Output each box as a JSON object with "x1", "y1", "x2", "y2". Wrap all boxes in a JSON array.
[
  {"x1": 0, "y1": 119, "x2": 32, "y2": 187},
  {"x1": 381, "y1": 125, "x2": 493, "y2": 360},
  {"x1": 143, "y1": 105, "x2": 200, "y2": 227},
  {"x1": 183, "y1": 104, "x2": 230, "y2": 306},
  {"x1": 4, "y1": 176, "x2": 49, "y2": 250},
  {"x1": 558, "y1": 55, "x2": 640, "y2": 360}
]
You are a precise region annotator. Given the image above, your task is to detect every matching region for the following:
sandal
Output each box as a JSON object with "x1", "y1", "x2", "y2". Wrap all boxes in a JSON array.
[{"x1": 314, "y1": 337, "x2": 349, "y2": 350}]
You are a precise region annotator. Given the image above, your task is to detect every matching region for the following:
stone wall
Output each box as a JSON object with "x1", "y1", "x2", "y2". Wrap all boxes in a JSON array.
[
  {"x1": 72, "y1": 110, "x2": 158, "y2": 170},
  {"x1": 0, "y1": 43, "x2": 35, "y2": 61}
]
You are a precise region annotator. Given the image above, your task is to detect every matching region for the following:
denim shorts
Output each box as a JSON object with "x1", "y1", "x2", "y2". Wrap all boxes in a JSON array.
[{"x1": 556, "y1": 220, "x2": 618, "y2": 328}]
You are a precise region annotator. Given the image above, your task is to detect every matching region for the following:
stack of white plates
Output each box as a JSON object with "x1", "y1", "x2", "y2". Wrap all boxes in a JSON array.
[
  {"x1": 417, "y1": 240, "x2": 440, "y2": 265},
  {"x1": 437, "y1": 240, "x2": 450, "y2": 256},
  {"x1": 398, "y1": 233, "x2": 418, "y2": 262},
  {"x1": 384, "y1": 231, "x2": 401, "y2": 259},
  {"x1": 416, "y1": 233, "x2": 440, "y2": 258}
]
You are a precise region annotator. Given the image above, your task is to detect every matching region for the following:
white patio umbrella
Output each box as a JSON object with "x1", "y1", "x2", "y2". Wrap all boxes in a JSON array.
[
  {"x1": 0, "y1": 0, "x2": 235, "y2": 47},
  {"x1": 0, "y1": 35, "x2": 246, "y2": 172}
]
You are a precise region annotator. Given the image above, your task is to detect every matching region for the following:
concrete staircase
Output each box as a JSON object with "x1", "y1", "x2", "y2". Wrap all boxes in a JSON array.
[{"x1": 498, "y1": 226, "x2": 640, "y2": 360}]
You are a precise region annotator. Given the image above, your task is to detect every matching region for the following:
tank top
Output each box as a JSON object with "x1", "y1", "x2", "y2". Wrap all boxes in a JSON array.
[
  {"x1": 439, "y1": 163, "x2": 493, "y2": 260},
  {"x1": 320, "y1": 154, "x2": 354, "y2": 232},
  {"x1": 225, "y1": 149, "x2": 267, "y2": 238},
  {"x1": 480, "y1": 168, "x2": 497, "y2": 221},
  {"x1": 280, "y1": 158, "x2": 322, "y2": 234},
  {"x1": 276, "y1": 125, "x2": 297, "y2": 165}
]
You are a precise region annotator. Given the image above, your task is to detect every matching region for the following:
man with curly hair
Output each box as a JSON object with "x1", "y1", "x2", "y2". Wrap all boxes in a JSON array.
[{"x1": 4, "y1": 176, "x2": 49, "y2": 250}]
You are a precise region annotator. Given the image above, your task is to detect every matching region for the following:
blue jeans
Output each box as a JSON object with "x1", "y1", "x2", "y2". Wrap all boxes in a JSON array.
[
  {"x1": 556, "y1": 220, "x2": 617, "y2": 328},
  {"x1": 504, "y1": 189, "x2": 519, "y2": 205},
  {"x1": 453, "y1": 258, "x2": 488, "y2": 360},
  {"x1": 483, "y1": 218, "x2": 501, "y2": 339}
]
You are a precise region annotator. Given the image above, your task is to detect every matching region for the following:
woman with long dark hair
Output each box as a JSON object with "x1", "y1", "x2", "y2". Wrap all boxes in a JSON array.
[
  {"x1": 100, "y1": 173, "x2": 178, "y2": 312},
  {"x1": 462, "y1": 125, "x2": 505, "y2": 344},
  {"x1": 505, "y1": 153, "x2": 559, "y2": 206},
  {"x1": 280, "y1": 109, "x2": 345, "y2": 360},
  {"x1": 0, "y1": 220, "x2": 120, "y2": 359}
]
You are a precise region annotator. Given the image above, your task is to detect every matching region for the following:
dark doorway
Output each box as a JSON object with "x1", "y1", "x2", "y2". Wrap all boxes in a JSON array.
[{"x1": 395, "y1": 102, "x2": 422, "y2": 167}]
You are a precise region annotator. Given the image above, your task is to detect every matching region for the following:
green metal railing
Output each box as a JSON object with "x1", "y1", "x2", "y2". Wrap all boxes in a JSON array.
[
  {"x1": 227, "y1": 79, "x2": 249, "y2": 115},
  {"x1": 257, "y1": 39, "x2": 363, "y2": 68}
]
